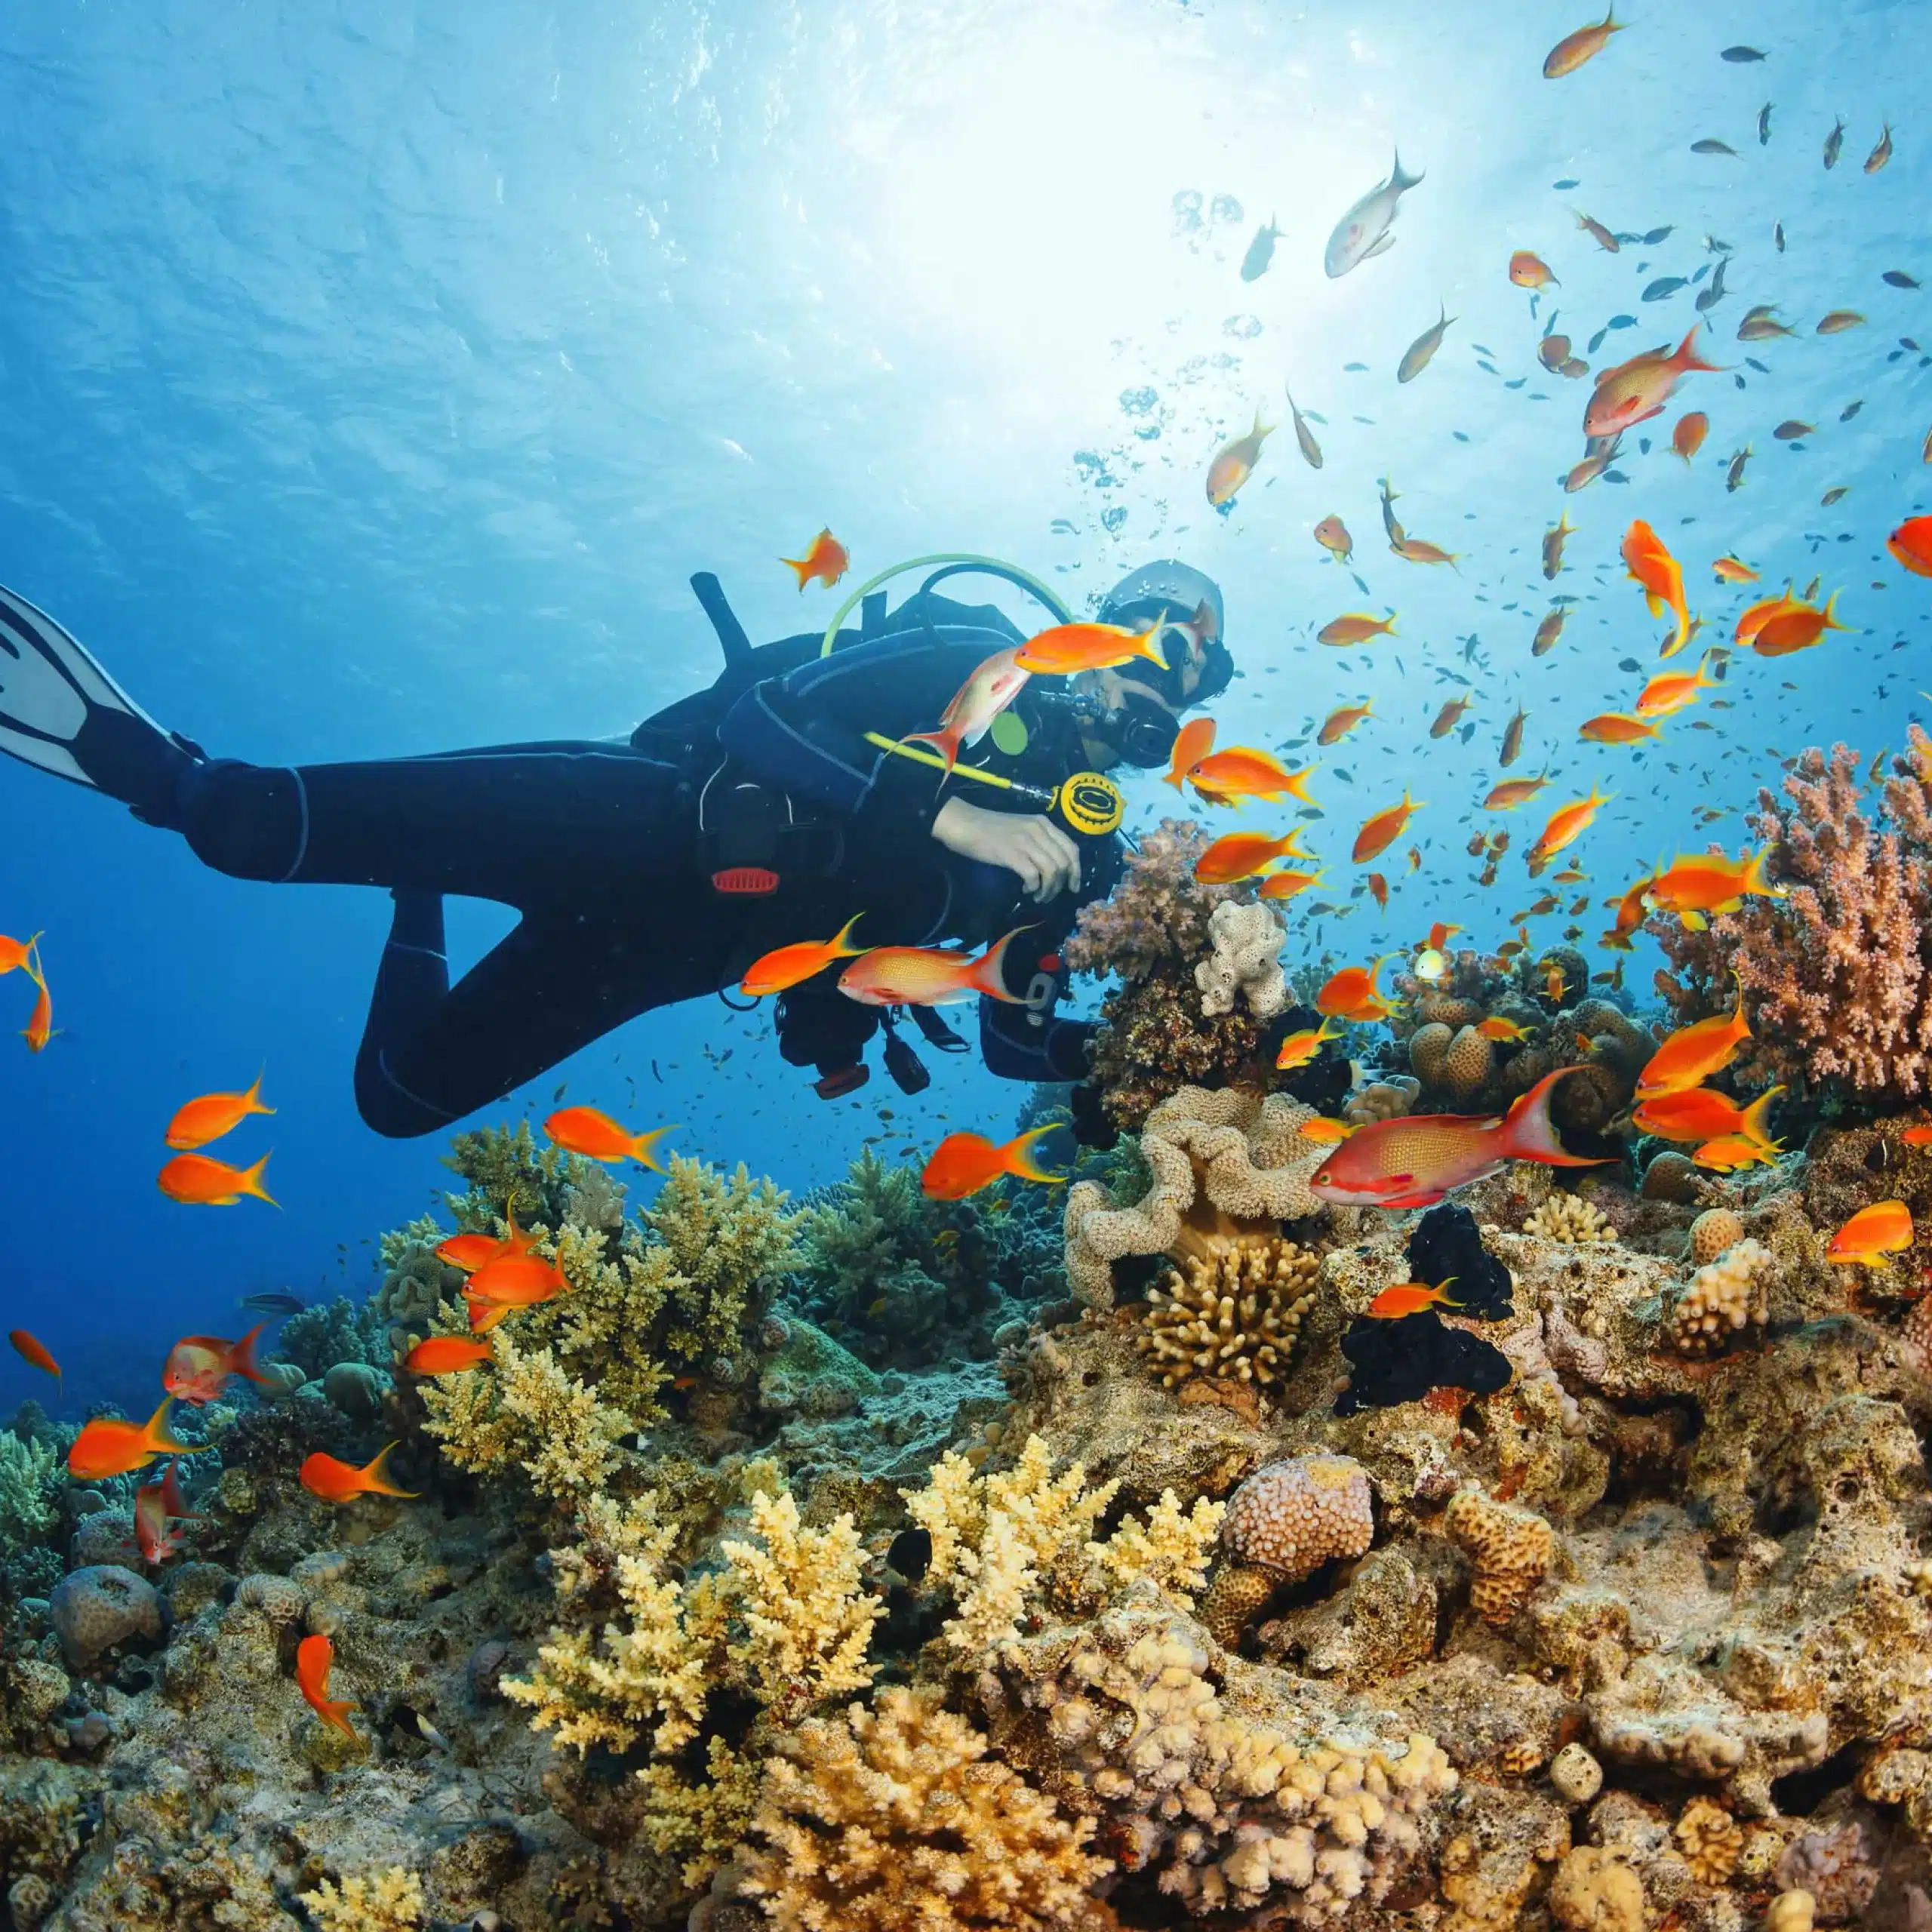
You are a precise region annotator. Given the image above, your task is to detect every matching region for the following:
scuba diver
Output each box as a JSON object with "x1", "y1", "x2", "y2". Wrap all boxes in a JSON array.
[{"x1": 0, "y1": 555, "x2": 1231, "y2": 1138}]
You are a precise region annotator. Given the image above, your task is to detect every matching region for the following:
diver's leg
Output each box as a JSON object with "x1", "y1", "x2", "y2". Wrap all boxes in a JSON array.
[{"x1": 354, "y1": 901, "x2": 722, "y2": 1138}]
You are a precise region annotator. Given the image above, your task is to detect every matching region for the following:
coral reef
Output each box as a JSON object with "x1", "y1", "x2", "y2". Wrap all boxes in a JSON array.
[
  {"x1": 1522, "y1": 1192, "x2": 1616, "y2": 1243},
  {"x1": 1653, "y1": 725, "x2": 1932, "y2": 1103},
  {"x1": 1444, "y1": 1487, "x2": 1554, "y2": 1626},
  {"x1": 1135, "y1": 1239, "x2": 1318, "y2": 1395},
  {"x1": 1667, "y1": 1238, "x2": 1772, "y2": 1355},
  {"x1": 1195, "y1": 898, "x2": 1290, "y2": 1020},
  {"x1": 1199, "y1": 1454, "x2": 1374, "y2": 1644}
]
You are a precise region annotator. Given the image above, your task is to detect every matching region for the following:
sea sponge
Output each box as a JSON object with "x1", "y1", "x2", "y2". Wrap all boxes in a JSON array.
[
  {"x1": 1199, "y1": 1454, "x2": 1375, "y2": 1645},
  {"x1": 1549, "y1": 1741, "x2": 1603, "y2": 1803},
  {"x1": 1137, "y1": 1239, "x2": 1318, "y2": 1392},
  {"x1": 1195, "y1": 899, "x2": 1288, "y2": 1020},
  {"x1": 1444, "y1": 1487, "x2": 1554, "y2": 1626},
  {"x1": 1547, "y1": 1847, "x2": 1645, "y2": 1932},
  {"x1": 1668, "y1": 1239, "x2": 1772, "y2": 1356},
  {"x1": 1524, "y1": 1194, "x2": 1617, "y2": 1244},
  {"x1": 1675, "y1": 1795, "x2": 1743, "y2": 1884},
  {"x1": 1442, "y1": 1023, "x2": 1496, "y2": 1100},
  {"x1": 1063, "y1": 1085, "x2": 1324, "y2": 1308},
  {"x1": 298, "y1": 1868, "x2": 426, "y2": 1932},
  {"x1": 737, "y1": 1687, "x2": 1116, "y2": 1931},
  {"x1": 1767, "y1": 1890, "x2": 1816, "y2": 1932},
  {"x1": 1689, "y1": 1207, "x2": 1745, "y2": 1266}
]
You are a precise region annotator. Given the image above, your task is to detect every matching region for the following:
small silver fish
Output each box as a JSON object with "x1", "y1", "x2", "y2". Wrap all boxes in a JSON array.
[
  {"x1": 1691, "y1": 139, "x2": 1737, "y2": 157},
  {"x1": 1884, "y1": 269, "x2": 1920, "y2": 289},
  {"x1": 1378, "y1": 475, "x2": 1406, "y2": 546},
  {"x1": 1758, "y1": 103, "x2": 1773, "y2": 146},
  {"x1": 1774, "y1": 220, "x2": 1786, "y2": 252},
  {"x1": 1285, "y1": 388, "x2": 1324, "y2": 468},
  {"x1": 1695, "y1": 256, "x2": 1729, "y2": 312},
  {"x1": 1239, "y1": 219, "x2": 1282, "y2": 284},
  {"x1": 1823, "y1": 117, "x2": 1844, "y2": 169},
  {"x1": 238, "y1": 1292, "x2": 308, "y2": 1318},
  {"x1": 1397, "y1": 306, "x2": 1454, "y2": 383},
  {"x1": 1643, "y1": 276, "x2": 1687, "y2": 301},
  {"x1": 1323, "y1": 151, "x2": 1423, "y2": 278}
]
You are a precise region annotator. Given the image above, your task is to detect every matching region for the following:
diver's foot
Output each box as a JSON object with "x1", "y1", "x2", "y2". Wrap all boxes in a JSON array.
[{"x1": 72, "y1": 707, "x2": 201, "y2": 824}]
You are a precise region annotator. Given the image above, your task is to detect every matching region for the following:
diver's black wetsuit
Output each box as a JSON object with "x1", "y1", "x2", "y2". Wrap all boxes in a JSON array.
[{"x1": 165, "y1": 588, "x2": 1122, "y2": 1137}]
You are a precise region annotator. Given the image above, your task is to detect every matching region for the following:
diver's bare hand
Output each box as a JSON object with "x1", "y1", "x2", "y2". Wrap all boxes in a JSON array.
[{"x1": 931, "y1": 798, "x2": 1081, "y2": 903}]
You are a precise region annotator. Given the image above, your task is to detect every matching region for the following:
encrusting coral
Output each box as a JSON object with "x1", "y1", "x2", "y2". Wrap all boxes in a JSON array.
[
  {"x1": 1136, "y1": 1238, "x2": 1318, "y2": 1393},
  {"x1": 1653, "y1": 724, "x2": 1932, "y2": 1103}
]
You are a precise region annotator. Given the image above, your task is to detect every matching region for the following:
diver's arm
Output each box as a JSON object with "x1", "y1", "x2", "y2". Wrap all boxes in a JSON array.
[{"x1": 931, "y1": 797, "x2": 1079, "y2": 903}]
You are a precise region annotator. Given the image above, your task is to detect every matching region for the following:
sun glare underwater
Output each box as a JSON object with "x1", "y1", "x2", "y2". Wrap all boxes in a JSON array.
[{"x1": 2, "y1": 1, "x2": 1932, "y2": 1927}]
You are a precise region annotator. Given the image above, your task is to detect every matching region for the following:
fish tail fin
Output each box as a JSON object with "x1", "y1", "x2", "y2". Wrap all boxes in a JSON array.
[
  {"x1": 829, "y1": 912, "x2": 867, "y2": 957},
  {"x1": 969, "y1": 928, "x2": 1034, "y2": 1004},
  {"x1": 1003, "y1": 1126, "x2": 1065, "y2": 1186},
  {"x1": 1132, "y1": 616, "x2": 1171, "y2": 667},
  {"x1": 240, "y1": 1152, "x2": 278, "y2": 1208},
  {"x1": 245, "y1": 1067, "x2": 275, "y2": 1117},
  {"x1": 897, "y1": 728, "x2": 961, "y2": 783},
  {"x1": 362, "y1": 1442, "x2": 420, "y2": 1500},
  {"x1": 780, "y1": 552, "x2": 812, "y2": 589},
  {"x1": 1675, "y1": 325, "x2": 1721, "y2": 372},
  {"x1": 1500, "y1": 1068, "x2": 1606, "y2": 1167},
  {"x1": 143, "y1": 1398, "x2": 193, "y2": 1458},
  {"x1": 322, "y1": 1697, "x2": 360, "y2": 1737},
  {"x1": 627, "y1": 1124, "x2": 677, "y2": 1172},
  {"x1": 1741, "y1": 1084, "x2": 1785, "y2": 1146},
  {"x1": 1742, "y1": 845, "x2": 1781, "y2": 897},
  {"x1": 1390, "y1": 148, "x2": 1423, "y2": 191},
  {"x1": 232, "y1": 1321, "x2": 272, "y2": 1386}
]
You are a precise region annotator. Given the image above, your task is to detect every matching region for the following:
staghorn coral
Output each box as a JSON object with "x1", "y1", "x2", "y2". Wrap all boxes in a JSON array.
[
  {"x1": 1136, "y1": 1238, "x2": 1318, "y2": 1392},
  {"x1": 1445, "y1": 1487, "x2": 1554, "y2": 1626},
  {"x1": 1198, "y1": 1455, "x2": 1375, "y2": 1646},
  {"x1": 1195, "y1": 898, "x2": 1289, "y2": 1020},
  {"x1": 1652, "y1": 725, "x2": 1932, "y2": 1103},
  {"x1": 298, "y1": 1868, "x2": 426, "y2": 1932},
  {"x1": 1063, "y1": 1084, "x2": 1324, "y2": 1309},
  {"x1": 1065, "y1": 820, "x2": 1284, "y2": 1128},
  {"x1": 1668, "y1": 1239, "x2": 1772, "y2": 1356},
  {"x1": 1523, "y1": 1192, "x2": 1616, "y2": 1243},
  {"x1": 736, "y1": 1686, "x2": 1118, "y2": 1931}
]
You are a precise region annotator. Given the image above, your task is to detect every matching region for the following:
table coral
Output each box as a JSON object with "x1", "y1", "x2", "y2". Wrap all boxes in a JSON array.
[
  {"x1": 1652, "y1": 725, "x2": 1932, "y2": 1103},
  {"x1": 1200, "y1": 1455, "x2": 1375, "y2": 1645},
  {"x1": 1136, "y1": 1238, "x2": 1318, "y2": 1392},
  {"x1": 737, "y1": 1686, "x2": 1118, "y2": 1931}
]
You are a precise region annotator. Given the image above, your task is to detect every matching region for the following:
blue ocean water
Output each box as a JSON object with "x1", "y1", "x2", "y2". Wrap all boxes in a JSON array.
[{"x1": 0, "y1": 0, "x2": 1924, "y2": 1418}]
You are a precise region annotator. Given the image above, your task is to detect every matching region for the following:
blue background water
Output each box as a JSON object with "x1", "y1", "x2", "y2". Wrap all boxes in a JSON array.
[{"x1": 0, "y1": 0, "x2": 1925, "y2": 1417}]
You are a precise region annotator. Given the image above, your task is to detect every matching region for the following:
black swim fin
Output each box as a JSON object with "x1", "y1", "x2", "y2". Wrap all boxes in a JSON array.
[{"x1": 0, "y1": 585, "x2": 197, "y2": 817}]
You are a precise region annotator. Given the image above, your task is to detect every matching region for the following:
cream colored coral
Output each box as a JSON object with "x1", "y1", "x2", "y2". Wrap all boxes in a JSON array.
[
  {"x1": 638, "y1": 1737, "x2": 763, "y2": 1890},
  {"x1": 1547, "y1": 1847, "x2": 1645, "y2": 1932},
  {"x1": 737, "y1": 1687, "x2": 1115, "y2": 1931},
  {"x1": 1445, "y1": 1487, "x2": 1554, "y2": 1625},
  {"x1": 1524, "y1": 1193, "x2": 1617, "y2": 1244},
  {"x1": 1442, "y1": 1023, "x2": 1496, "y2": 1100},
  {"x1": 1343, "y1": 1075, "x2": 1420, "y2": 1127},
  {"x1": 1201, "y1": 1454, "x2": 1375, "y2": 1645},
  {"x1": 298, "y1": 1868, "x2": 425, "y2": 1932},
  {"x1": 1766, "y1": 1890, "x2": 1815, "y2": 1932},
  {"x1": 1195, "y1": 898, "x2": 1288, "y2": 1020},
  {"x1": 1091, "y1": 1493, "x2": 1228, "y2": 1598},
  {"x1": 1690, "y1": 1207, "x2": 1746, "y2": 1266},
  {"x1": 1137, "y1": 1240, "x2": 1318, "y2": 1389},
  {"x1": 1063, "y1": 1085, "x2": 1324, "y2": 1307},
  {"x1": 420, "y1": 1327, "x2": 630, "y2": 1500},
  {"x1": 1408, "y1": 1021, "x2": 1454, "y2": 1088},
  {"x1": 1676, "y1": 1796, "x2": 1744, "y2": 1884},
  {"x1": 1669, "y1": 1238, "x2": 1772, "y2": 1356}
]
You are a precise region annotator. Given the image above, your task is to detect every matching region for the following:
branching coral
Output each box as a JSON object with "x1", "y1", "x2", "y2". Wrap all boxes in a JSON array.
[
  {"x1": 1652, "y1": 724, "x2": 1932, "y2": 1102},
  {"x1": 298, "y1": 1868, "x2": 425, "y2": 1932},
  {"x1": 1523, "y1": 1194, "x2": 1616, "y2": 1244},
  {"x1": 0, "y1": 1432, "x2": 59, "y2": 1558},
  {"x1": 737, "y1": 1687, "x2": 1118, "y2": 1931},
  {"x1": 1668, "y1": 1239, "x2": 1772, "y2": 1356},
  {"x1": 1137, "y1": 1239, "x2": 1318, "y2": 1392}
]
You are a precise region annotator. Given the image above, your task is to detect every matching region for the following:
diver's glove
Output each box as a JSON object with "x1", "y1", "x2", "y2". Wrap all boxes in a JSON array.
[{"x1": 1069, "y1": 1078, "x2": 1118, "y2": 1151}]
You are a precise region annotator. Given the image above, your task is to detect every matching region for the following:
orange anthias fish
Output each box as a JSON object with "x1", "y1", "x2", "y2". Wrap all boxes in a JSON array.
[
  {"x1": 1257, "y1": 867, "x2": 1324, "y2": 902},
  {"x1": 163, "y1": 1323, "x2": 272, "y2": 1405},
  {"x1": 1694, "y1": 1134, "x2": 1782, "y2": 1174},
  {"x1": 1621, "y1": 518, "x2": 1694, "y2": 656},
  {"x1": 0, "y1": 932, "x2": 42, "y2": 976},
  {"x1": 1672, "y1": 412, "x2": 1709, "y2": 461},
  {"x1": 1752, "y1": 592, "x2": 1850, "y2": 658},
  {"x1": 157, "y1": 1152, "x2": 276, "y2": 1208},
  {"x1": 1887, "y1": 515, "x2": 1932, "y2": 579},
  {"x1": 465, "y1": 1244, "x2": 571, "y2": 1309},
  {"x1": 1277, "y1": 1017, "x2": 1343, "y2": 1071},
  {"x1": 165, "y1": 1070, "x2": 274, "y2": 1151},
  {"x1": 1206, "y1": 411, "x2": 1273, "y2": 506},
  {"x1": 1543, "y1": 8, "x2": 1624, "y2": 78},
  {"x1": 1528, "y1": 785, "x2": 1614, "y2": 864},
  {"x1": 838, "y1": 930, "x2": 1028, "y2": 1008},
  {"x1": 1298, "y1": 1117, "x2": 1356, "y2": 1145},
  {"x1": 8, "y1": 1330, "x2": 59, "y2": 1389},
  {"x1": 1318, "y1": 700, "x2": 1375, "y2": 746},
  {"x1": 435, "y1": 1208, "x2": 541, "y2": 1275},
  {"x1": 1636, "y1": 980, "x2": 1751, "y2": 1097},
  {"x1": 1585, "y1": 325, "x2": 1721, "y2": 438},
  {"x1": 1311, "y1": 1069, "x2": 1606, "y2": 1210},
  {"x1": 300, "y1": 1442, "x2": 419, "y2": 1504},
  {"x1": 1633, "y1": 1084, "x2": 1782, "y2": 1144},
  {"x1": 1712, "y1": 555, "x2": 1759, "y2": 583},
  {"x1": 1195, "y1": 830, "x2": 1306, "y2": 884},
  {"x1": 1509, "y1": 251, "x2": 1558, "y2": 288},
  {"x1": 68, "y1": 1398, "x2": 192, "y2": 1481},
  {"x1": 1826, "y1": 1199, "x2": 1915, "y2": 1266},
  {"x1": 1353, "y1": 792, "x2": 1423, "y2": 863},
  {"x1": 1600, "y1": 871, "x2": 1655, "y2": 950},
  {"x1": 544, "y1": 1106, "x2": 676, "y2": 1169},
  {"x1": 134, "y1": 1472, "x2": 189, "y2": 1567},
  {"x1": 1646, "y1": 848, "x2": 1782, "y2": 915},
  {"x1": 1316, "y1": 954, "x2": 1398, "y2": 1023},
  {"x1": 1734, "y1": 586, "x2": 1802, "y2": 645},
  {"x1": 1187, "y1": 747, "x2": 1317, "y2": 806},
  {"x1": 402, "y1": 1336, "x2": 496, "y2": 1375},
  {"x1": 1314, "y1": 515, "x2": 1354, "y2": 561},
  {"x1": 1430, "y1": 697, "x2": 1472, "y2": 738},
  {"x1": 1367, "y1": 871, "x2": 1389, "y2": 910},
  {"x1": 740, "y1": 915, "x2": 867, "y2": 996},
  {"x1": 780, "y1": 528, "x2": 849, "y2": 591},
  {"x1": 20, "y1": 962, "x2": 53, "y2": 1054},
  {"x1": 1164, "y1": 716, "x2": 1217, "y2": 788},
  {"x1": 897, "y1": 645, "x2": 1030, "y2": 780},
  {"x1": 296, "y1": 1632, "x2": 359, "y2": 1738},
  {"x1": 1636, "y1": 654, "x2": 1720, "y2": 718},
  {"x1": 921, "y1": 1127, "x2": 1063, "y2": 1201},
  {"x1": 1477, "y1": 1016, "x2": 1534, "y2": 1043},
  {"x1": 1317, "y1": 612, "x2": 1398, "y2": 648},
  {"x1": 1483, "y1": 776, "x2": 1550, "y2": 811},
  {"x1": 1580, "y1": 712, "x2": 1661, "y2": 745},
  {"x1": 1014, "y1": 619, "x2": 1168, "y2": 676},
  {"x1": 1366, "y1": 1278, "x2": 1464, "y2": 1319}
]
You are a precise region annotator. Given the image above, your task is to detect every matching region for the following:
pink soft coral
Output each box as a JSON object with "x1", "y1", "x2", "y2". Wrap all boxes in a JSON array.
[{"x1": 1651, "y1": 724, "x2": 1932, "y2": 1103}]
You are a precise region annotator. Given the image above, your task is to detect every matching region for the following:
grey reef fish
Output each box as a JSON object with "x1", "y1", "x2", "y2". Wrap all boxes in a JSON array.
[
  {"x1": 1239, "y1": 218, "x2": 1281, "y2": 282},
  {"x1": 1324, "y1": 151, "x2": 1423, "y2": 278},
  {"x1": 1397, "y1": 306, "x2": 1454, "y2": 383}
]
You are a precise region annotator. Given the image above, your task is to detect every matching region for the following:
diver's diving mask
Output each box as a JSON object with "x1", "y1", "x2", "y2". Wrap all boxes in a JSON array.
[{"x1": 1064, "y1": 687, "x2": 1183, "y2": 769}]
